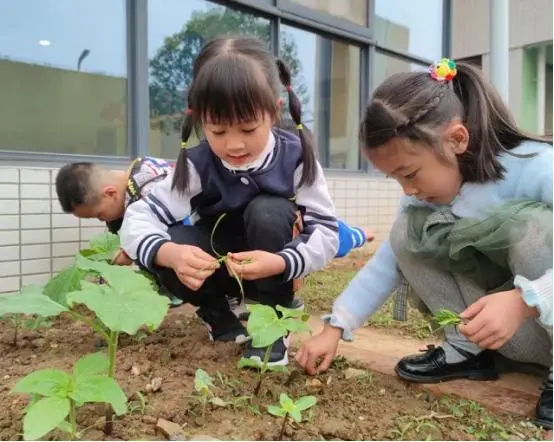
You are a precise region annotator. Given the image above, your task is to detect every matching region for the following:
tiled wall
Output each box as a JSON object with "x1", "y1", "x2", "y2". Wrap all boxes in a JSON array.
[{"x1": 0, "y1": 166, "x2": 402, "y2": 294}]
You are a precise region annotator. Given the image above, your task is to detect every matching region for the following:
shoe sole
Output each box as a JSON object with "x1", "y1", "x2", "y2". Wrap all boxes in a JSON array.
[
  {"x1": 395, "y1": 365, "x2": 499, "y2": 383},
  {"x1": 534, "y1": 417, "x2": 553, "y2": 431},
  {"x1": 208, "y1": 331, "x2": 251, "y2": 344},
  {"x1": 246, "y1": 352, "x2": 289, "y2": 368}
]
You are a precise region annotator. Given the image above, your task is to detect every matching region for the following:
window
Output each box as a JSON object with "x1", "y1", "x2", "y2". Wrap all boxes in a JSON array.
[
  {"x1": 288, "y1": 0, "x2": 368, "y2": 26},
  {"x1": 0, "y1": 0, "x2": 127, "y2": 156},
  {"x1": 373, "y1": 51, "x2": 428, "y2": 90},
  {"x1": 374, "y1": 0, "x2": 443, "y2": 61},
  {"x1": 280, "y1": 25, "x2": 361, "y2": 170},
  {"x1": 148, "y1": 0, "x2": 271, "y2": 160}
]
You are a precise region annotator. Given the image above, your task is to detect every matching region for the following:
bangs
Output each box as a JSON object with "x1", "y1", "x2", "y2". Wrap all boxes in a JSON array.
[{"x1": 190, "y1": 55, "x2": 278, "y2": 126}]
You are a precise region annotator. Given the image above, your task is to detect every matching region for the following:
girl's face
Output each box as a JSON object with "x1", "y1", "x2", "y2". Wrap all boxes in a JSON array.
[
  {"x1": 203, "y1": 112, "x2": 274, "y2": 167},
  {"x1": 365, "y1": 123, "x2": 469, "y2": 205}
]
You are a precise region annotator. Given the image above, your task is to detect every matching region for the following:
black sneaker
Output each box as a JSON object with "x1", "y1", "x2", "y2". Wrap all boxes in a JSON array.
[
  {"x1": 238, "y1": 297, "x2": 305, "y2": 321},
  {"x1": 395, "y1": 344, "x2": 499, "y2": 383},
  {"x1": 243, "y1": 335, "x2": 289, "y2": 367},
  {"x1": 196, "y1": 307, "x2": 249, "y2": 344},
  {"x1": 535, "y1": 375, "x2": 553, "y2": 430},
  {"x1": 227, "y1": 295, "x2": 248, "y2": 319}
]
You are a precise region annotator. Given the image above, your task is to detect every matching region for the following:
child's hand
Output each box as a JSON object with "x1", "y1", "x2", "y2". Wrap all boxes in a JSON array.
[
  {"x1": 458, "y1": 288, "x2": 537, "y2": 350},
  {"x1": 295, "y1": 324, "x2": 342, "y2": 375},
  {"x1": 111, "y1": 248, "x2": 133, "y2": 266},
  {"x1": 225, "y1": 251, "x2": 286, "y2": 280},
  {"x1": 158, "y1": 243, "x2": 219, "y2": 291}
]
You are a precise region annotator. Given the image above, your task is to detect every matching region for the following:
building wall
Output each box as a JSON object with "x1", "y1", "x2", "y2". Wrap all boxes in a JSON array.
[{"x1": 0, "y1": 165, "x2": 401, "y2": 294}]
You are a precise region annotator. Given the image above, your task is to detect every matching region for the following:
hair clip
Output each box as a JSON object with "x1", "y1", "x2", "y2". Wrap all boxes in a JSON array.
[
  {"x1": 181, "y1": 141, "x2": 187, "y2": 148},
  {"x1": 184, "y1": 108, "x2": 193, "y2": 116},
  {"x1": 296, "y1": 123, "x2": 304, "y2": 131},
  {"x1": 429, "y1": 58, "x2": 457, "y2": 82},
  {"x1": 286, "y1": 85, "x2": 293, "y2": 92}
]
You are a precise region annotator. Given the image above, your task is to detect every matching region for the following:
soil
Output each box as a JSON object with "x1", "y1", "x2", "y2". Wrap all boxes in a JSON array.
[{"x1": 0, "y1": 308, "x2": 540, "y2": 441}]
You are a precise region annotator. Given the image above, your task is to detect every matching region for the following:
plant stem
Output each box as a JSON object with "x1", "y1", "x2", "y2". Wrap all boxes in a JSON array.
[
  {"x1": 254, "y1": 343, "x2": 274, "y2": 396},
  {"x1": 104, "y1": 331, "x2": 119, "y2": 435},
  {"x1": 279, "y1": 413, "x2": 288, "y2": 441},
  {"x1": 69, "y1": 398, "x2": 78, "y2": 439}
]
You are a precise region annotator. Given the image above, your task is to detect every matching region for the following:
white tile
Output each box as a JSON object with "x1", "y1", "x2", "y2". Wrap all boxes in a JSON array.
[
  {"x1": 53, "y1": 257, "x2": 74, "y2": 272},
  {"x1": 52, "y1": 228, "x2": 79, "y2": 243},
  {"x1": 81, "y1": 227, "x2": 107, "y2": 241},
  {"x1": 0, "y1": 215, "x2": 19, "y2": 230},
  {"x1": 21, "y1": 244, "x2": 51, "y2": 260},
  {"x1": 20, "y1": 184, "x2": 50, "y2": 199},
  {"x1": 22, "y1": 273, "x2": 51, "y2": 286},
  {"x1": 21, "y1": 258, "x2": 51, "y2": 275},
  {"x1": 21, "y1": 229, "x2": 50, "y2": 244},
  {"x1": 0, "y1": 230, "x2": 20, "y2": 246},
  {"x1": 51, "y1": 200, "x2": 65, "y2": 214},
  {"x1": 0, "y1": 261, "x2": 19, "y2": 277},
  {"x1": 21, "y1": 199, "x2": 51, "y2": 214},
  {"x1": 0, "y1": 246, "x2": 19, "y2": 262},
  {"x1": 52, "y1": 214, "x2": 79, "y2": 228},
  {"x1": 52, "y1": 242, "x2": 80, "y2": 257},
  {"x1": 0, "y1": 276, "x2": 20, "y2": 293},
  {"x1": 0, "y1": 200, "x2": 19, "y2": 215},
  {"x1": 0, "y1": 168, "x2": 19, "y2": 183},
  {"x1": 50, "y1": 169, "x2": 60, "y2": 184},
  {"x1": 0, "y1": 183, "x2": 18, "y2": 199},
  {"x1": 20, "y1": 169, "x2": 51, "y2": 184},
  {"x1": 80, "y1": 218, "x2": 105, "y2": 227},
  {"x1": 21, "y1": 214, "x2": 50, "y2": 229}
]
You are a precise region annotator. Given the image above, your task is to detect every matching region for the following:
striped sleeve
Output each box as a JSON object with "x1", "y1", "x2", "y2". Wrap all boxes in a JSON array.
[
  {"x1": 276, "y1": 162, "x2": 339, "y2": 281},
  {"x1": 119, "y1": 160, "x2": 202, "y2": 270}
]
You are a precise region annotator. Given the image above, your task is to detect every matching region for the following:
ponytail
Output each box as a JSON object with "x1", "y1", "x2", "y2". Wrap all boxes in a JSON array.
[
  {"x1": 276, "y1": 58, "x2": 317, "y2": 187},
  {"x1": 171, "y1": 104, "x2": 195, "y2": 194},
  {"x1": 452, "y1": 62, "x2": 551, "y2": 182}
]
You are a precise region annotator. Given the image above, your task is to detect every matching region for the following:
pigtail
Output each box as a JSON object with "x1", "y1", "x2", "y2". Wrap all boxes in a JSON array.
[
  {"x1": 276, "y1": 58, "x2": 317, "y2": 187},
  {"x1": 452, "y1": 62, "x2": 551, "y2": 182},
  {"x1": 171, "y1": 106, "x2": 194, "y2": 194}
]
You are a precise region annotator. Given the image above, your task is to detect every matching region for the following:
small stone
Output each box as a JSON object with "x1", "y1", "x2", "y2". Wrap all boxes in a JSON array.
[
  {"x1": 31, "y1": 338, "x2": 46, "y2": 348},
  {"x1": 378, "y1": 388, "x2": 386, "y2": 396},
  {"x1": 50, "y1": 343, "x2": 58, "y2": 348},
  {"x1": 3, "y1": 375, "x2": 10, "y2": 380},
  {"x1": 151, "y1": 377, "x2": 162, "y2": 392},
  {"x1": 156, "y1": 418, "x2": 186, "y2": 441},
  {"x1": 344, "y1": 368, "x2": 366, "y2": 380},
  {"x1": 190, "y1": 435, "x2": 221, "y2": 441},
  {"x1": 131, "y1": 365, "x2": 141, "y2": 376},
  {"x1": 30, "y1": 354, "x2": 37, "y2": 359},
  {"x1": 142, "y1": 415, "x2": 158, "y2": 425},
  {"x1": 326, "y1": 376, "x2": 332, "y2": 385},
  {"x1": 358, "y1": 416, "x2": 365, "y2": 421},
  {"x1": 145, "y1": 384, "x2": 153, "y2": 393},
  {"x1": 305, "y1": 378, "x2": 323, "y2": 393}
]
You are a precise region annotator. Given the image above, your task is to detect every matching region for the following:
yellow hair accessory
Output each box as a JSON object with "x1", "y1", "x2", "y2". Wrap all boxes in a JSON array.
[
  {"x1": 429, "y1": 58, "x2": 457, "y2": 82},
  {"x1": 181, "y1": 141, "x2": 187, "y2": 148},
  {"x1": 296, "y1": 123, "x2": 303, "y2": 131}
]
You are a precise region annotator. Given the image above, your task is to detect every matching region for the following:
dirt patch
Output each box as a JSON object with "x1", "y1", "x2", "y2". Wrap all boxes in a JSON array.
[{"x1": 0, "y1": 310, "x2": 545, "y2": 441}]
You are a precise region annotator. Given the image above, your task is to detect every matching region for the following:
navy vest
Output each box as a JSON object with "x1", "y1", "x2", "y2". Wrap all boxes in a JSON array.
[{"x1": 187, "y1": 130, "x2": 303, "y2": 217}]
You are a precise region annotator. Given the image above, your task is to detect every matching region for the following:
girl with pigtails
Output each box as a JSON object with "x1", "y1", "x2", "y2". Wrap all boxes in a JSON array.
[{"x1": 119, "y1": 36, "x2": 339, "y2": 367}]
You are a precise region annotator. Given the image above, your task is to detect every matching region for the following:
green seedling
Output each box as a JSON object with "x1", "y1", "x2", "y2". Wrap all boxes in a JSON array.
[
  {"x1": 267, "y1": 393, "x2": 317, "y2": 440},
  {"x1": 237, "y1": 304, "x2": 310, "y2": 396},
  {"x1": 192, "y1": 369, "x2": 228, "y2": 417},
  {"x1": 1, "y1": 313, "x2": 52, "y2": 346},
  {"x1": 433, "y1": 308, "x2": 464, "y2": 330},
  {"x1": 0, "y1": 255, "x2": 169, "y2": 435},
  {"x1": 79, "y1": 232, "x2": 121, "y2": 262},
  {"x1": 11, "y1": 352, "x2": 127, "y2": 441}
]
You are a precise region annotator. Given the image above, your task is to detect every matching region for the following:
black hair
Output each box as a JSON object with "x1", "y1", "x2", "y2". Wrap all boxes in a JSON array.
[
  {"x1": 55, "y1": 162, "x2": 100, "y2": 212},
  {"x1": 359, "y1": 61, "x2": 552, "y2": 183},
  {"x1": 173, "y1": 36, "x2": 317, "y2": 193}
]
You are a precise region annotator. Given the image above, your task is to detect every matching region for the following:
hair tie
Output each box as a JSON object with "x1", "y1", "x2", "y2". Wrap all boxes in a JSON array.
[
  {"x1": 286, "y1": 85, "x2": 293, "y2": 92},
  {"x1": 184, "y1": 108, "x2": 193, "y2": 116},
  {"x1": 429, "y1": 58, "x2": 457, "y2": 82},
  {"x1": 181, "y1": 141, "x2": 187, "y2": 149},
  {"x1": 296, "y1": 123, "x2": 303, "y2": 131}
]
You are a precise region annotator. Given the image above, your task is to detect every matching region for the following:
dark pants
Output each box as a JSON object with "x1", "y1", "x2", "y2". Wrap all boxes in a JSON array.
[{"x1": 155, "y1": 194, "x2": 297, "y2": 312}]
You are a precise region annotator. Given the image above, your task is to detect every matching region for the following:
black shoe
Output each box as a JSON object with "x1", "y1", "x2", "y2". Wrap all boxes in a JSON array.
[
  {"x1": 238, "y1": 297, "x2": 305, "y2": 321},
  {"x1": 535, "y1": 376, "x2": 553, "y2": 430},
  {"x1": 196, "y1": 307, "x2": 249, "y2": 344},
  {"x1": 243, "y1": 335, "x2": 289, "y2": 367},
  {"x1": 395, "y1": 344, "x2": 499, "y2": 383}
]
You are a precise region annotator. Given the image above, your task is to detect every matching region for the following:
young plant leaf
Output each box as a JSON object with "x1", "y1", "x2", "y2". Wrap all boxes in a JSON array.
[
  {"x1": 266, "y1": 365, "x2": 288, "y2": 373},
  {"x1": 279, "y1": 393, "x2": 295, "y2": 414},
  {"x1": 73, "y1": 352, "x2": 109, "y2": 378},
  {"x1": 237, "y1": 357, "x2": 263, "y2": 370},
  {"x1": 0, "y1": 285, "x2": 68, "y2": 317},
  {"x1": 56, "y1": 420, "x2": 73, "y2": 434},
  {"x1": 289, "y1": 408, "x2": 302, "y2": 423},
  {"x1": 276, "y1": 305, "x2": 309, "y2": 321},
  {"x1": 209, "y1": 397, "x2": 229, "y2": 407},
  {"x1": 66, "y1": 280, "x2": 169, "y2": 335},
  {"x1": 267, "y1": 405, "x2": 287, "y2": 418},
  {"x1": 12, "y1": 369, "x2": 72, "y2": 397},
  {"x1": 23, "y1": 396, "x2": 70, "y2": 441},
  {"x1": 295, "y1": 395, "x2": 317, "y2": 411},
  {"x1": 433, "y1": 308, "x2": 463, "y2": 329},
  {"x1": 194, "y1": 368, "x2": 215, "y2": 394},
  {"x1": 71, "y1": 375, "x2": 127, "y2": 416},
  {"x1": 246, "y1": 305, "x2": 286, "y2": 348},
  {"x1": 43, "y1": 264, "x2": 87, "y2": 306},
  {"x1": 89, "y1": 232, "x2": 120, "y2": 256}
]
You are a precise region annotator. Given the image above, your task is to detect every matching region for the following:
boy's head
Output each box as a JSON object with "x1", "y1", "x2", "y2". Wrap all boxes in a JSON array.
[{"x1": 55, "y1": 163, "x2": 125, "y2": 222}]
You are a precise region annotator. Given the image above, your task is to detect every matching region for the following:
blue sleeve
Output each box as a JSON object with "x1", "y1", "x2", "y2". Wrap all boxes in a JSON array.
[
  {"x1": 336, "y1": 220, "x2": 354, "y2": 258},
  {"x1": 514, "y1": 143, "x2": 553, "y2": 206}
]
